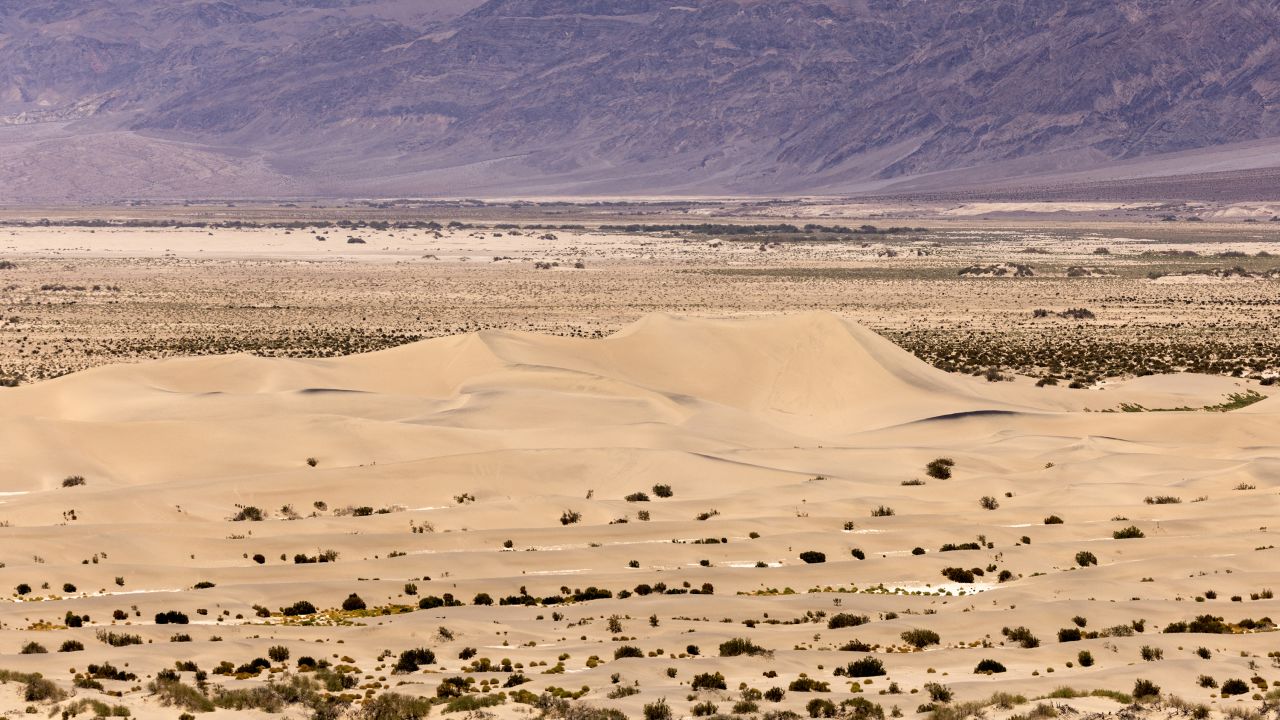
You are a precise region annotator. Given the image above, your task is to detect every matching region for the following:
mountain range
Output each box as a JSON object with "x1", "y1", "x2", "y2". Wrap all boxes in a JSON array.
[{"x1": 2, "y1": 0, "x2": 1280, "y2": 201}]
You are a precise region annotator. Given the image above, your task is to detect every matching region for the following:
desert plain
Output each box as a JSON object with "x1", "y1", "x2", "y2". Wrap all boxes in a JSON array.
[{"x1": 0, "y1": 200, "x2": 1279, "y2": 720}]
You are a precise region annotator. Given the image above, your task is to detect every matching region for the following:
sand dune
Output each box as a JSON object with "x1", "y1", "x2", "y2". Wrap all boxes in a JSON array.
[{"x1": 0, "y1": 313, "x2": 1277, "y2": 718}]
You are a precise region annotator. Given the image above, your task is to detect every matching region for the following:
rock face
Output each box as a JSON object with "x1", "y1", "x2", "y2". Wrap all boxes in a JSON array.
[{"x1": 2, "y1": 0, "x2": 1280, "y2": 198}]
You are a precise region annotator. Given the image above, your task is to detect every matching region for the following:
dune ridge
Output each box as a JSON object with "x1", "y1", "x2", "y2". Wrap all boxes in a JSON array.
[{"x1": 0, "y1": 313, "x2": 1277, "y2": 717}]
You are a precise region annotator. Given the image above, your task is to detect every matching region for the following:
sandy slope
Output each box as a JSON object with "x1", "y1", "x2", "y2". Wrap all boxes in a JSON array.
[{"x1": 0, "y1": 314, "x2": 1277, "y2": 718}]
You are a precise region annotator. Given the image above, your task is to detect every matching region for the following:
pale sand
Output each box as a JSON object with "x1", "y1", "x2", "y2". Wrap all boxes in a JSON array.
[{"x1": 0, "y1": 312, "x2": 1277, "y2": 717}]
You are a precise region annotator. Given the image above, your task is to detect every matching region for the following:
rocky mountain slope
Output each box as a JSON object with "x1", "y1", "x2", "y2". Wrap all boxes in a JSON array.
[{"x1": 2, "y1": 0, "x2": 1279, "y2": 199}]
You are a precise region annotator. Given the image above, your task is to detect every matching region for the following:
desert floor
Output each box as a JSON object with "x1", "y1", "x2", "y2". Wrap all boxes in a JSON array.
[{"x1": 0, "y1": 202, "x2": 1278, "y2": 719}]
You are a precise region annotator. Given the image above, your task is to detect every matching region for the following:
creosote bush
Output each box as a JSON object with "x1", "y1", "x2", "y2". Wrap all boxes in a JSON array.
[
  {"x1": 925, "y1": 458, "x2": 954, "y2": 479},
  {"x1": 719, "y1": 637, "x2": 769, "y2": 657},
  {"x1": 974, "y1": 659, "x2": 1006, "y2": 674}
]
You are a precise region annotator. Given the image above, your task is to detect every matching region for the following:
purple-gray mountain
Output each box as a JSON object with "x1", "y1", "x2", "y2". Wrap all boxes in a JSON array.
[{"x1": 2, "y1": 0, "x2": 1279, "y2": 200}]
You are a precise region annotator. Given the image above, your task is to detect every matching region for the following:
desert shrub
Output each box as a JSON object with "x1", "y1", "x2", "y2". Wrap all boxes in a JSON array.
[
  {"x1": 924, "y1": 683, "x2": 953, "y2": 702},
  {"x1": 1132, "y1": 679, "x2": 1160, "y2": 699},
  {"x1": 614, "y1": 645, "x2": 644, "y2": 659},
  {"x1": 1113, "y1": 526, "x2": 1145, "y2": 539},
  {"x1": 938, "y1": 542, "x2": 981, "y2": 552},
  {"x1": 356, "y1": 692, "x2": 434, "y2": 719},
  {"x1": 1195, "y1": 646, "x2": 1211, "y2": 659},
  {"x1": 1057, "y1": 628, "x2": 1081, "y2": 642},
  {"x1": 560, "y1": 510, "x2": 582, "y2": 525},
  {"x1": 799, "y1": 551, "x2": 826, "y2": 564},
  {"x1": 941, "y1": 567, "x2": 974, "y2": 583},
  {"x1": 393, "y1": 647, "x2": 437, "y2": 673},
  {"x1": 22, "y1": 675, "x2": 66, "y2": 702},
  {"x1": 808, "y1": 699, "x2": 838, "y2": 717},
  {"x1": 1145, "y1": 496, "x2": 1181, "y2": 504},
  {"x1": 1044, "y1": 515, "x2": 1064, "y2": 524},
  {"x1": 720, "y1": 637, "x2": 769, "y2": 656},
  {"x1": 1220, "y1": 679, "x2": 1249, "y2": 696},
  {"x1": 20, "y1": 641, "x2": 47, "y2": 654},
  {"x1": 625, "y1": 492, "x2": 650, "y2": 502},
  {"x1": 870, "y1": 505, "x2": 895, "y2": 517},
  {"x1": 789, "y1": 677, "x2": 829, "y2": 692},
  {"x1": 230, "y1": 505, "x2": 265, "y2": 522},
  {"x1": 268, "y1": 645, "x2": 290, "y2": 662},
  {"x1": 643, "y1": 699, "x2": 673, "y2": 720},
  {"x1": 912, "y1": 547, "x2": 926, "y2": 555},
  {"x1": 900, "y1": 628, "x2": 941, "y2": 649},
  {"x1": 828, "y1": 613, "x2": 870, "y2": 629},
  {"x1": 15, "y1": 583, "x2": 31, "y2": 595},
  {"x1": 839, "y1": 640, "x2": 872, "y2": 652},
  {"x1": 1002, "y1": 626, "x2": 1039, "y2": 648},
  {"x1": 764, "y1": 688, "x2": 786, "y2": 703},
  {"x1": 95, "y1": 630, "x2": 143, "y2": 647},
  {"x1": 155, "y1": 610, "x2": 189, "y2": 624},
  {"x1": 281, "y1": 600, "x2": 317, "y2": 616},
  {"x1": 839, "y1": 658, "x2": 886, "y2": 678},
  {"x1": 925, "y1": 458, "x2": 954, "y2": 479},
  {"x1": 1075, "y1": 551, "x2": 1097, "y2": 567},
  {"x1": 149, "y1": 677, "x2": 215, "y2": 712},
  {"x1": 691, "y1": 672, "x2": 727, "y2": 691},
  {"x1": 444, "y1": 694, "x2": 506, "y2": 713},
  {"x1": 652, "y1": 484, "x2": 674, "y2": 498},
  {"x1": 58, "y1": 640, "x2": 84, "y2": 652},
  {"x1": 973, "y1": 659, "x2": 1006, "y2": 674},
  {"x1": 87, "y1": 663, "x2": 137, "y2": 681},
  {"x1": 1140, "y1": 645, "x2": 1162, "y2": 661},
  {"x1": 341, "y1": 593, "x2": 367, "y2": 611},
  {"x1": 1077, "y1": 650, "x2": 1093, "y2": 667},
  {"x1": 851, "y1": 548, "x2": 865, "y2": 560},
  {"x1": 62, "y1": 475, "x2": 86, "y2": 488},
  {"x1": 979, "y1": 496, "x2": 999, "y2": 510}
]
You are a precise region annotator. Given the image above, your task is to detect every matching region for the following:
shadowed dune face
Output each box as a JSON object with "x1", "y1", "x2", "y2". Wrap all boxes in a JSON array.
[{"x1": 0, "y1": 314, "x2": 1277, "y2": 716}]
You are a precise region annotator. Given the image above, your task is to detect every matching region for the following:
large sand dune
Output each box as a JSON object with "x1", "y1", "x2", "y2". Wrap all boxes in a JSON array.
[{"x1": 0, "y1": 314, "x2": 1277, "y2": 718}]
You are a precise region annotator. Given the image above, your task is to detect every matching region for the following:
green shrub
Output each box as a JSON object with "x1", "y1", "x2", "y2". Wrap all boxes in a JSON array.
[
  {"x1": 393, "y1": 648, "x2": 437, "y2": 673},
  {"x1": 808, "y1": 698, "x2": 837, "y2": 717},
  {"x1": 719, "y1": 637, "x2": 769, "y2": 656},
  {"x1": 828, "y1": 613, "x2": 870, "y2": 629},
  {"x1": 230, "y1": 505, "x2": 264, "y2": 522},
  {"x1": 1002, "y1": 626, "x2": 1039, "y2": 648},
  {"x1": 925, "y1": 458, "x2": 954, "y2": 479},
  {"x1": 1075, "y1": 551, "x2": 1097, "y2": 567},
  {"x1": 652, "y1": 484, "x2": 674, "y2": 498},
  {"x1": 838, "y1": 658, "x2": 886, "y2": 678},
  {"x1": 974, "y1": 659, "x2": 1006, "y2": 674},
  {"x1": 1132, "y1": 678, "x2": 1159, "y2": 699},
  {"x1": 691, "y1": 672, "x2": 727, "y2": 691},
  {"x1": 1113, "y1": 526, "x2": 1145, "y2": 539},
  {"x1": 281, "y1": 600, "x2": 317, "y2": 616},
  {"x1": 799, "y1": 551, "x2": 826, "y2": 564},
  {"x1": 19, "y1": 641, "x2": 47, "y2": 654},
  {"x1": 341, "y1": 593, "x2": 366, "y2": 611},
  {"x1": 789, "y1": 677, "x2": 830, "y2": 692},
  {"x1": 643, "y1": 699, "x2": 672, "y2": 720},
  {"x1": 900, "y1": 628, "x2": 940, "y2": 649}
]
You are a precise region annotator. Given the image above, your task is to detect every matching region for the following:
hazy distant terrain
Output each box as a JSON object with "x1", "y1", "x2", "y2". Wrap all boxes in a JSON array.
[{"x1": 3, "y1": 0, "x2": 1280, "y2": 199}]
